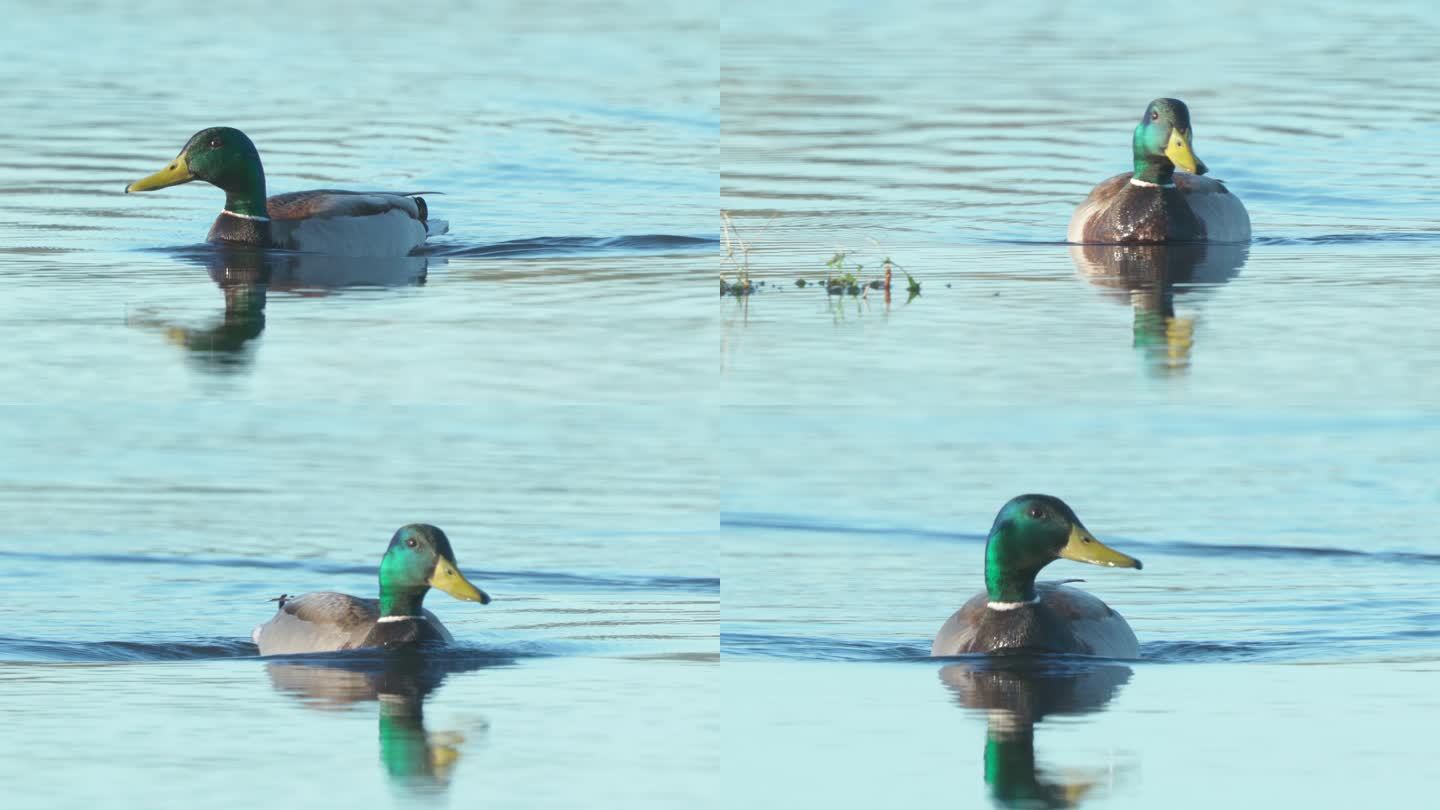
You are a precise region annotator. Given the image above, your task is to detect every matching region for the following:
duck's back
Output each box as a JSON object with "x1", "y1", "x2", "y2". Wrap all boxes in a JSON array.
[
  {"x1": 931, "y1": 583, "x2": 1138, "y2": 658},
  {"x1": 1068, "y1": 172, "x2": 1250, "y2": 244},
  {"x1": 251, "y1": 592, "x2": 451, "y2": 655}
]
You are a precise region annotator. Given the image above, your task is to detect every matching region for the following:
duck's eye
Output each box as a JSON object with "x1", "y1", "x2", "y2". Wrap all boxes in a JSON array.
[
  {"x1": 406, "y1": 538, "x2": 418, "y2": 549},
  {"x1": 1027, "y1": 506, "x2": 1045, "y2": 519},
  {"x1": 1150, "y1": 110, "x2": 1159, "y2": 121},
  {"x1": 208, "y1": 136, "x2": 224, "y2": 148}
]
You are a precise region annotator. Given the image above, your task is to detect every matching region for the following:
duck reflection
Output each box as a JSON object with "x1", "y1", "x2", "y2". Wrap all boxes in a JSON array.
[
  {"x1": 127, "y1": 246, "x2": 430, "y2": 370},
  {"x1": 1070, "y1": 243, "x2": 1247, "y2": 374},
  {"x1": 940, "y1": 658, "x2": 1132, "y2": 809},
  {"x1": 265, "y1": 648, "x2": 505, "y2": 794}
]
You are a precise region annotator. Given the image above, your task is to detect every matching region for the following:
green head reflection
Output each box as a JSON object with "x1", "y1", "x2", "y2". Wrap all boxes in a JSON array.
[
  {"x1": 378, "y1": 694, "x2": 467, "y2": 791},
  {"x1": 1070, "y1": 243, "x2": 1248, "y2": 376},
  {"x1": 264, "y1": 650, "x2": 507, "y2": 796},
  {"x1": 940, "y1": 660, "x2": 1134, "y2": 808}
]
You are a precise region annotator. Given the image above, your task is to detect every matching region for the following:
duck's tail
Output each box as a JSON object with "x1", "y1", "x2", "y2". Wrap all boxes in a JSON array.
[{"x1": 407, "y1": 195, "x2": 449, "y2": 238}]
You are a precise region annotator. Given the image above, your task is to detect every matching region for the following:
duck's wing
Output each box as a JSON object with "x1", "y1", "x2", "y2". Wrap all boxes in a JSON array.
[
  {"x1": 1174, "y1": 172, "x2": 1251, "y2": 243},
  {"x1": 265, "y1": 190, "x2": 435, "y2": 221},
  {"x1": 930, "y1": 591, "x2": 991, "y2": 656},
  {"x1": 265, "y1": 190, "x2": 447, "y2": 257},
  {"x1": 252, "y1": 592, "x2": 380, "y2": 655},
  {"x1": 1036, "y1": 583, "x2": 1139, "y2": 659}
]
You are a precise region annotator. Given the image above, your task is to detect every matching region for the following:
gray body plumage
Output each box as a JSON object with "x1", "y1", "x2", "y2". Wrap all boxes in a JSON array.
[
  {"x1": 208, "y1": 190, "x2": 448, "y2": 256},
  {"x1": 931, "y1": 582, "x2": 1139, "y2": 659},
  {"x1": 252, "y1": 592, "x2": 453, "y2": 656}
]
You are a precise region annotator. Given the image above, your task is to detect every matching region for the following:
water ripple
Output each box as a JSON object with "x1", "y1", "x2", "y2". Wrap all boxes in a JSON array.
[
  {"x1": 0, "y1": 550, "x2": 720, "y2": 593},
  {"x1": 722, "y1": 512, "x2": 1440, "y2": 565},
  {"x1": 0, "y1": 635, "x2": 553, "y2": 665},
  {"x1": 723, "y1": 632, "x2": 1329, "y2": 665}
]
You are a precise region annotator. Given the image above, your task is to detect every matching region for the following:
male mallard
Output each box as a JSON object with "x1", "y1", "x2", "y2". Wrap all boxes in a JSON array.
[
  {"x1": 1068, "y1": 98, "x2": 1250, "y2": 244},
  {"x1": 126, "y1": 127, "x2": 447, "y2": 257},
  {"x1": 252, "y1": 524, "x2": 490, "y2": 656},
  {"x1": 931, "y1": 495, "x2": 1142, "y2": 658}
]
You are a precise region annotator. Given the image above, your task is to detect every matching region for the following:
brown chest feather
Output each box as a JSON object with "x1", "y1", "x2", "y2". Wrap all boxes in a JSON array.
[{"x1": 1083, "y1": 184, "x2": 1206, "y2": 244}]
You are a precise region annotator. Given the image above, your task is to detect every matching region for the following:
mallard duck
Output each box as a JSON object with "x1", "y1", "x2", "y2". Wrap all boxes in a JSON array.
[
  {"x1": 126, "y1": 127, "x2": 447, "y2": 257},
  {"x1": 931, "y1": 495, "x2": 1142, "y2": 658},
  {"x1": 1068, "y1": 98, "x2": 1250, "y2": 244},
  {"x1": 252, "y1": 524, "x2": 490, "y2": 655}
]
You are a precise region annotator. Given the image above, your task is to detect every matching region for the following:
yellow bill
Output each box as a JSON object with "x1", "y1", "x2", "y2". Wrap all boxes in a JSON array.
[
  {"x1": 429, "y1": 560, "x2": 491, "y2": 604},
  {"x1": 126, "y1": 154, "x2": 195, "y2": 193},
  {"x1": 1164, "y1": 129, "x2": 1205, "y2": 175},
  {"x1": 430, "y1": 739, "x2": 462, "y2": 776},
  {"x1": 1059, "y1": 524, "x2": 1143, "y2": 569}
]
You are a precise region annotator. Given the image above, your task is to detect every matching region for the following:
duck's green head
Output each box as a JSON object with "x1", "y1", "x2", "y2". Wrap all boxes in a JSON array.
[
  {"x1": 378, "y1": 524, "x2": 491, "y2": 615},
  {"x1": 1132, "y1": 98, "x2": 1208, "y2": 182},
  {"x1": 125, "y1": 127, "x2": 266, "y2": 200},
  {"x1": 984, "y1": 495, "x2": 1142, "y2": 603}
]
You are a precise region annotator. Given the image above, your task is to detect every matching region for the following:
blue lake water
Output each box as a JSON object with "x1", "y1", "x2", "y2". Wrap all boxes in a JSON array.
[
  {"x1": 722, "y1": 0, "x2": 1440, "y2": 807},
  {"x1": 0, "y1": 1, "x2": 716, "y2": 808},
  {"x1": 6, "y1": 0, "x2": 1440, "y2": 806}
]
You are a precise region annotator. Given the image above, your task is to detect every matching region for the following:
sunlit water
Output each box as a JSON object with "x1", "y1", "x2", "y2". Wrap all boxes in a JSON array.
[
  {"x1": 0, "y1": 1, "x2": 717, "y2": 808},
  {"x1": 722, "y1": 1, "x2": 1440, "y2": 807}
]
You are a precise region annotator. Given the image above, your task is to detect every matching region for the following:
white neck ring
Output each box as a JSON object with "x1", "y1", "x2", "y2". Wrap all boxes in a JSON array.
[
  {"x1": 376, "y1": 615, "x2": 425, "y2": 623},
  {"x1": 1129, "y1": 178, "x2": 1176, "y2": 189},
  {"x1": 987, "y1": 597, "x2": 1041, "y2": 611},
  {"x1": 222, "y1": 210, "x2": 271, "y2": 222}
]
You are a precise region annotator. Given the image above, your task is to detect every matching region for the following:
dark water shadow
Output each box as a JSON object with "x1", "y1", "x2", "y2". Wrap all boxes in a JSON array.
[
  {"x1": 988, "y1": 231, "x2": 1440, "y2": 247},
  {"x1": 723, "y1": 512, "x2": 1440, "y2": 567},
  {"x1": 720, "y1": 632, "x2": 931, "y2": 661},
  {"x1": 423, "y1": 233, "x2": 717, "y2": 258},
  {"x1": 0, "y1": 549, "x2": 718, "y2": 595},
  {"x1": 0, "y1": 632, "x2": 550, "y2": 665},
  {"x1": 263, "y1": 646, "x2": 511, "y2": 795},
  {"x1": 0, "y1": 635, "x2": 259, "y2": 663},
  {"x1": 1251, "y1": 231, "x2": 1440, "y2": 246},
  {"x1": 939, "y1": 656, "x2": 1133, "y2": 808},
  {"x1": 721, "y1": 632, "x2": 1317, "y2": 666},
  {"x1": 127, "y1": 245, "x2": 429, "y2": 372},
  {"x1": 1069, "y1": 243, "x2": 1248, "y2": 375}
]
